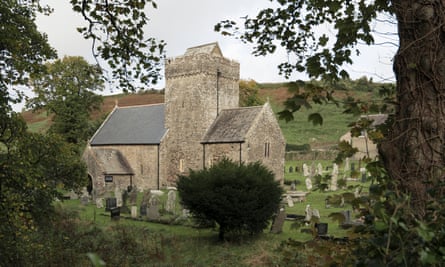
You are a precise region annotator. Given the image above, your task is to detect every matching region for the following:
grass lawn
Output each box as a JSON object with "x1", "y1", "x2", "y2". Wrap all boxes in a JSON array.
[{"x1": 57, "y1": 159, "x2": 370, "y2": 266}]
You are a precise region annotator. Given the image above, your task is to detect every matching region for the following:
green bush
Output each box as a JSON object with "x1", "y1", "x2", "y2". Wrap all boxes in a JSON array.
[{"x1": 177, "y1": 158, "x2": 283, "y2": 241}]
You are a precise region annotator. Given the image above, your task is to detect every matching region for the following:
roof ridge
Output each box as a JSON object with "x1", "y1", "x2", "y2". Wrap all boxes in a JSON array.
[{"x1": 117, "y1": 103, "x2": 165, "y2": 109}]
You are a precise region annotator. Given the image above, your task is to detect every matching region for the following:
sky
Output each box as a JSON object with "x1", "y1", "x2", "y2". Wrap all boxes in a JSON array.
[{"x1": 35, "y1": 0, "x2": 397, "y2": 91}]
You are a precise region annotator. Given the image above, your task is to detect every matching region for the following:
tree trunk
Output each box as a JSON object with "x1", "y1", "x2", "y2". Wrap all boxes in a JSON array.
[{"x1": 380, "y1": 0, "x2": 445, "y2": 216}]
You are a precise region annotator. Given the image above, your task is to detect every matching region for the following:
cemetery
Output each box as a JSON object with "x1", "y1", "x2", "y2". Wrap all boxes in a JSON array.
[{"x1": 55, "y1": 157, "x2": 371, "y2": 266}]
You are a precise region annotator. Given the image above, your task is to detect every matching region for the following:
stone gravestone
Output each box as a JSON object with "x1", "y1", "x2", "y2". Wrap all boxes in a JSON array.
[
  {"x1": 129, "y1": 187, "x2": 138, "y2": 206},
  {"x1": 270, "y1": 208, "x2": 286, "y2": 234},
  {"x1": 96, "y1": 198, "x2": 104, "y2": 209},
  {"x1": 105, "y1": 197, "x2": 117, "y2": 211},
  {"x1": 303, "y1": 163, "x2": 309, "y2": 177},
  {"x1": 344, "y1": 158, "x2": 350, "y2": 172},
  {"x1": 310, "y1": 162, "x2": 316, "y2": 177},
  {"x1": 182, "y1": 209, "x2": 190, "y2": 218},
  {"x1": 139, "y1": 191, "x2": 151, "y2": 217},
  {"x1": 110, "y1": 207, "x2": 120, "y2": 221},
  {"x1": 354, "y1": 187, "x2": 361, "y2": 198},
  {"x1": 312, "y1": 209, "x2": 321, "y2": 219},
  {"x1": 147, "y1": 195, "x2": 160, "y2": 220},
  {"x1": 360, "y1": 167, "x2": 367, "y2": 183},
  {"x1": 166, "y1": 190, "x2": 176, "y2": 213},
  {"x1": 81, "y1": 195, "x2": 89, "y2": 206},
  {"x1": 286, "y1": 195, "x2": 294, "y2": 207},
  {"x1": 305, "y1": 177, "x2": 313, "y2": 191},
  {"x1": 131, "y1": 206, "x2": 138, "y2": 218},
  {"x1": 305, "y1": 204, "x2": 313, "y2": 222},
  {"x1": 331, "y1": 163, "x2": 339, "y2": 191},
  {"x1": 288, "y1": 166, "x2": 293, "y2": 173},
  {"x1": 317, "y1": 163, "x2": 323, "y2": 176},
  {"x1": 114, "y1": 187, "x2": 123, "y2": 207}
]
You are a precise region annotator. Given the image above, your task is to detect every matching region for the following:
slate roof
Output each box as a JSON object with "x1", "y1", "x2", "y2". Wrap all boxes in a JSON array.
[
  {"x1": 87, "y1": 148, "x2": 134, "y2": 175},
  {"x1": 90, "y1": 104, "x2": 166, "y2": 145},
  {"x1": 201, "y1": 106, "x2": 263, "y2": 144},
  {"x1": 184, "y1": 42, "x2": 223, "y2": 57}
]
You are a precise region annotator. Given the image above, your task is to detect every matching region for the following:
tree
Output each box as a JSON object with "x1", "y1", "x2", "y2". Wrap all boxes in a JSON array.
[
  {"x1": 177, "y1": 159, "x2": 283, "y2": 241},
  {"x1": 216, "y1": 0, "x2": 445, "y2": 264},
  {"x1": 28, "y1": 56, "x2": 104, "y2": 146},
  {"x1": 0, "y1": 95, "x2": 87, "y2": 264},
  {"x1": 1, "y1": 1, "x2": 164, "y2": 262},
  {"x1": 215, "y1": 0, "x2": 434, "y2": 224},
  {"x1": 239, "y1": 79, "x2": 264, "y2": 107}
]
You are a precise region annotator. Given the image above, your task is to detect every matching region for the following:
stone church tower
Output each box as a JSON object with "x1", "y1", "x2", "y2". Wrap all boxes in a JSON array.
[{"x1": 163, "y1": 43, "x2": 240, "y2": 182}]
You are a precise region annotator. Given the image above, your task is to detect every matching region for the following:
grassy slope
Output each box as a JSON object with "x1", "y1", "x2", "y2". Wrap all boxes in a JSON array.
[{"x1": 22, "y1": 84, "x2": 363, "y2": 149}]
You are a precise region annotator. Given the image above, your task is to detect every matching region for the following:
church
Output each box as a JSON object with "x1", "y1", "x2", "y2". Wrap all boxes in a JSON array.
[{"x1": 83, "y1": 43, "x2": 285, "y2": 195}]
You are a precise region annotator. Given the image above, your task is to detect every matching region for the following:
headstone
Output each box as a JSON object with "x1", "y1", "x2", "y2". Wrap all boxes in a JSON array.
[
  {"x1": 315, "y1": 223, "x2": 328, "y2": 236},
  {"x1": 139, "y1": 190, "x2": 150, "y2": 216},
  {"x1": 166, "y1": 190, "x2": 176, "y2": 213},
  {"x1": 354, "y1": 187, "x2": 360, "y2": 198},
  {"x1": 114, "y1": 187, "x2": 123, "y2": 207},
  {"x1": 360, "y1": 168, "x2": 367, "y2": 183},
  {"x1": 129, "y1": 188, "x2": 138, "y2": 206},
  {"x1": 317, "y1": 163, "x2": 323, "y2": 176},
  {"x1": 305, "y1": 204, "x2": 312, "y2": 222},
  {"x1": 341, "y1": 210, "x2": 352, "y2": 225},
  {"x1": 150, "y1": 190, "x2": 164, "y2": 196},
  {"x1": 140, "y1": 204, "x2": 147, "y2": 216},
  {"x1": 110, "y1": 207, "x2": 120, "y2": 221},
  {"x1": 332, "y1": 163, "x2": 339, "y2": 175},
  {"x1": 305, "y1": 177, "x2": 313, "y2": 191},
  {"x1": 105, "y1": 197, "x2": 117, "y2": 211},
  {"x1": 96, "y1": 198, "x2": 104, "y2": 209},
  {"x1": 182, "y1": 209, "x2": 190, "y2": 218},
  {"x1": 303, "y1": 163, "x2": 309, "y2": 177},
  {"x1": 81, "y1": 195, "x2": 89, "y2": 206},
  {"x1": 312, "y1": 209, "x2": 321, "y2": 219},
  {"x1": 131, "y1": 206, "x2": 138, "y2": 218},
  {"x1": 68, "y1": 190, "x2": 79, "y2": 200},
  {"x1": 147, "y1": 195, "x2": 160, "y2": 220},
  {"x1": 344, "y1": 158, "x2": 350, "y2": 172},
  {"x1": 331, "y1": 164, "x2": 338, "y2": 191},
  {"x1": 270, "y1": 208, "x2": 286, "y2": 234},
  {"x1": 286, "y1": 195, "x2": 294, "y2": 207},
  {"x1": 310, "y1": 162, "x2": 316, "y2": 177},
  {"x1": 288, "y1": 166, "x2": 293, "y2": 173},
  {"x1": 290, "y1": 181, "x2": 296, "y2": 191}
]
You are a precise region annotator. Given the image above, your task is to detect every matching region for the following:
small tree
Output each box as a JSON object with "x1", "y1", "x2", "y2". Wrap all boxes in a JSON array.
[{"x1": 177, "y1": 158, "x2": 283, "y2": 241}]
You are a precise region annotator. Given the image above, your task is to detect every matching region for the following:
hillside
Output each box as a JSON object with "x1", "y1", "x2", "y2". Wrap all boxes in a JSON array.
[{"x1": 21, "y1": 84, "x2": 368, "y2": 149}]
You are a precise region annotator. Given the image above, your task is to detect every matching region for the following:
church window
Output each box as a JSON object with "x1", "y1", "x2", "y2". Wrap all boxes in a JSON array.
[
  {"x1": 264, "y1": 142, "x2": 270, "y2": 158},
  {"x1": 105, "y1": 175, "x2": 113, "y2": 183}
]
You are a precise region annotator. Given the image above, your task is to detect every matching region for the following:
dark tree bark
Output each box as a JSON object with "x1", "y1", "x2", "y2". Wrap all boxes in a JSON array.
[{"x1": 380, "y1": 0, "x2": 445, "y2": 216}]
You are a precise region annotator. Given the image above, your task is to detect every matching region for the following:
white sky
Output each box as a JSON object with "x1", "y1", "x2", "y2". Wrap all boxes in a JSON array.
[{"x1": 35, "y1": 0, "x2": 397, "y2": 90}]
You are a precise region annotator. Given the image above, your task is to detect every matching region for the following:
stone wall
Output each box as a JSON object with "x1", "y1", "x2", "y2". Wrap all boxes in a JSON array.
[
  {"x1": 244, "y1": 103, "x2": 286, "y2": 183},
  {"x1": 97, "y1": 144, "x2": 163, "y2": 190},
  {"x1": 203, "y1": 104, "x2": 285, "y2": 183},
  {"x1": 203, "y1": 143, "x2": 242, "y2": 168}
]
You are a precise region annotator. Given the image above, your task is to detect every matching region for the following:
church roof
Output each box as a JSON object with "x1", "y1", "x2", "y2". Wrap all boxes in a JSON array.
[
  {"x1": 90, "y1": 104, "x2": 166, "y2": 145},
  {"x1": 85, "y1": 147, "x2": 134, "y2": 175},
  {"x1": 201, "y1": 106, "x2": 263, "y2": 144},
  {"x1": 184, "y1": 42, "x2": 223, "y2": 57}
]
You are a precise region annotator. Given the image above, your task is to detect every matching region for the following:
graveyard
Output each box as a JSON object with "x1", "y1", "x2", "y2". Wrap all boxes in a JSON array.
[{"x1": 55, "y1": 158, "x2": 371, "y2": 265}]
